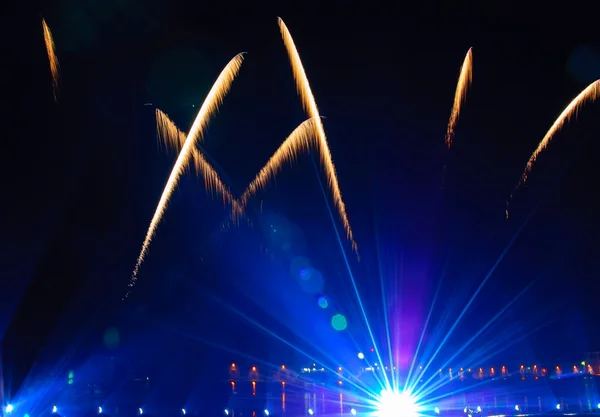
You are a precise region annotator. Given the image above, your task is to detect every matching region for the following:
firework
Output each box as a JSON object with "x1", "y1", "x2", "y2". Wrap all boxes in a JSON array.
[
  {"x1": 42, "y1": 18, "x2": 59, "y2": 101},
  {"x1": 278, "y1": 18, "x2": 358, "y2": 253},
  {"x1": 239, "y1": 118, "x2": 320, "y2": 207},
  {"x1": 156, "y1": 109, "x2": 240, "y2": 209},
  {"x1": 126, "y1": 54, "x2": 244, "y2": 296},
  {"x1": 445, "y1": 48, "x2": 473, "y2": 149},
  {"x1": 507, "y1": 79, "x2": 600, "y2": 218}
]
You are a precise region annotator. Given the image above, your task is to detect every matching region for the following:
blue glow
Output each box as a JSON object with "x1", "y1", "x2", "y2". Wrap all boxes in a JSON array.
[{"x1": 317, "y1": 296, "x2": 328, "y2": 308}]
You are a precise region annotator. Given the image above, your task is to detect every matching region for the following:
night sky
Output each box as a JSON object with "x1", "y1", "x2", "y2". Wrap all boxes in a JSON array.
[{"x1": 2, "y1": 0, "x2": 600, "y2": 403}]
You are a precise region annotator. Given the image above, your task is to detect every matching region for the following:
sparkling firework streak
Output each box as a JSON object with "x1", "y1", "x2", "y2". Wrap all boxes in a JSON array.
[
  {"x1": 126, "y1": 54, "x2": 244, "y2": 296},
  {"x1": 445, "y1": 48, "x2": 473, "y2": 149},
  {"x1": 42, "y1": 18, "x2": 59, "y2": 101},
  {"x1": 239, "y1": 118, "x2": 320, "y2": 207},
  {"x1": 155, "y1": 109, "x2": 241, "y2": 211},
  {"x1": 278, "y1": 18, "x2": 358, "y2": 253},
  {"x1": 507, "y1": 79, "x2": 600, "y2": 218}
]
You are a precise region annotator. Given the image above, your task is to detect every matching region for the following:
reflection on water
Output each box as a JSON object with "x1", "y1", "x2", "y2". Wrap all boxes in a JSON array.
[{"x1": 228, "y1": 377, "x2": 600, "y2": 416}]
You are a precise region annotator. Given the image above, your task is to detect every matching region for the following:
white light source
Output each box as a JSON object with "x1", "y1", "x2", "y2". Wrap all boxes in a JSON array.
[
  {"x1": 98, "y1": 407, "x2": 103, "y2": 414},
  {"x1": 357, "y1": 352, "x2": 365, "y2": 360},
  {"x1": 434, "y1": 407, "x2": 440, "y2": 414},
  {"x1": 308, "y1": 409, "x2": 314, "y2": 416},
  {"x1": 52, "y1": 406, "x2": 58, "y2": 414},
  {"x1": 514, "y1": 405, "x2": 519, "y2": 411},
  {"x1": 224, "y1": 410, "x2": 230, "y2": 416},
  {"x1": 377, "y1": 390, "x2": 420, "y2": 417},
  {"x1": 139, "y1": 408, "x2": 143, "y2": 415},
  {"x1": 182, "y1": 409, "x2": 186, "y2": 415},
  {"x1": 476, "y1": 406, "x2": 482, "y2": 413},
  {"x1": 5, "y1": 405, "x2": 13, "y2": 413},
  {"x1": 264, "y1": 410, "x2": 269, "y2": 416},
  {"x1": 350, "y1": 409, "x2": 356, "y2": 416},
  {"x1": 556, "y1": 404, "x2": 561, "y2": 410}
]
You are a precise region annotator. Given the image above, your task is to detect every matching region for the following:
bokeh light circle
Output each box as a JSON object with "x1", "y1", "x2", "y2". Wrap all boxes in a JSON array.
[
  {"x1": 103, "y1": 327, "x2": 120, "y2": 349},
  {"x1": 317, "y1": 296, "x2": 328, "y2": 309},
  {"x1": 331, "y1": 314, "x2": 347, "y2": 331}
]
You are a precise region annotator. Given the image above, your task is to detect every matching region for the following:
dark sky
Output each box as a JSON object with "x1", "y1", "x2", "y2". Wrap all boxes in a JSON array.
[{"x1": 2, "y1": 0, "x2": 600, "y2": 402}]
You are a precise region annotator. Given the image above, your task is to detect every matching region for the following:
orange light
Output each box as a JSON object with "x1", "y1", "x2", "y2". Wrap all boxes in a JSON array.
[
  {"x1": 252, "y1": 381, "x2": 256, "y2": 387},
  {"x1": 338, "y1": 380, "x2": 343, "y2": 385},
  {"x1": 231, "y1": 363, "x2": 236, "y2": 369},
  {"x1": 281, "y1": 364, "x2": 286, "y2": 370},
  {"x1": 281, "y1": 381, "x2": 286, "y2": 386},
  {"x1": 251, "y1": 366, "x2": 257, "y2": 372},
  {"x1": 230, "y1": 381, "x2": 236, "y2": 387}
]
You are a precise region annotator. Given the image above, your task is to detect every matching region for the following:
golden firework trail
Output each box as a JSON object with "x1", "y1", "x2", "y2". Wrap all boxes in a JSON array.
[
  {"x1": 278, "y1": 18, "x2": 358, "y2": 253},
  {"x1": 126, "y1": 54, "x2": 244, "y2": 296},
  {"x1": 156, "y1": 109, "x2": 241, "y2": 210},
  {"x1": 506, "y1": 79, "x2": 600, "y2": 218},
  {"x1": 239, "y1": 118, "x2": 320, "y2": 207},
  {"x1": 445, "y1": 48, "x2": 473, "y2": 149},
  {"x1": 42, "y1": 18, "x2": 60, "y2": 101}
]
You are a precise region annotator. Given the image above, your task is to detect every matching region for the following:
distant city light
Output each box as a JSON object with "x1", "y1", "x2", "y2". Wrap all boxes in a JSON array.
[
  {"x1": 52, "y1": 406, "x2": 58, "y2": 414},
  {"x1": 5, "y1": 404, "x2": 13, "y2": 413},
  {"x1": 350, "y1": 409, "x2": 356, "y2": 416},
  {"x1": 357, "y1": 352, "x2": 364, "y2": 360}
]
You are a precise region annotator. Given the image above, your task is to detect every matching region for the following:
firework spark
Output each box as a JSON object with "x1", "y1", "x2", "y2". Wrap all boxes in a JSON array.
[
  {"x1": 278, "y1": 18, "x2": 358, "y2": 253},
  {"x1": 507, "y1": 79, "x2": 600, "y2": 218},
  {"x1": 42, "y1": 18, "x2": 59, "y2": 101},
  {"x1": 239, "y1": 118, "x2": 320, "y2": 207},
  {"x1": 156, "y1": 109, "x2": 240, "y2": 210},
  {"x1": 126, "y1": 54, "x2": 244, "y2": 296},
  {"x1": 445, "y1": 48, "x2": 473, "y2": 149}
]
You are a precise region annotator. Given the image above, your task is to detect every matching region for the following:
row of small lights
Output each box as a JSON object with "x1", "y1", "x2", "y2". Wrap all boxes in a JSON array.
[
  {"x1": 2, "y1": 405, "x2": 187, "y2": 416},
  {"x1": 230, "y1": 359, "x2": 598, "y2": 378}
]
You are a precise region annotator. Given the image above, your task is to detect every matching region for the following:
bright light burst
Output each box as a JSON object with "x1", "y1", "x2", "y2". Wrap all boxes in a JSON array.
[
  {"x1": 278, "y1": 18, "x2": 358, "y2": 254},
  {"x1": 41, "y1": 18, "x2": 59, "y2": 101},
  {"x1": 126, "y1": 53, "x2": 244, "y2": 297},
  {"x1": 376, "y1": 389, "x2": 421, "y2": 417},
  {"x1": 445, "y1": 48, "x2": 473, "y2": 149}
]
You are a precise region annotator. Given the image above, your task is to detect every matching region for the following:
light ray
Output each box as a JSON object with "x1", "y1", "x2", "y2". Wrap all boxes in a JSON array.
[
  {"x1": 507, "y1": 80, "x2": 600, "y2": 217},
  {"x1": 41, "y1": 18, "x2": 59, "y2": 101},
  {"x1": 278, "y1": 18, "x2": 358, "y2": 254},
  {"x1": 445, "y1": 48, "x2": 473, "y2": 149},
  {"x1": 126, "y1": 54, "x2": 244, "y2": 297}
]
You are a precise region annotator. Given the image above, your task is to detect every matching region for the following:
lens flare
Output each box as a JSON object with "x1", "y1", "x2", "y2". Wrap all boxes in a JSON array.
[
  {"x1": 445, "y1": 48, "x2": 473, "y2": 149},
  {"x1": 41, "y1": 18, "x2": 59, "y2": 101},
  {"x1": 126, "y1": 54, "x2": 244, "y2": 296},
  {"x1": 278, "y1": 18, "x2": 358, "y2": 254}
]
